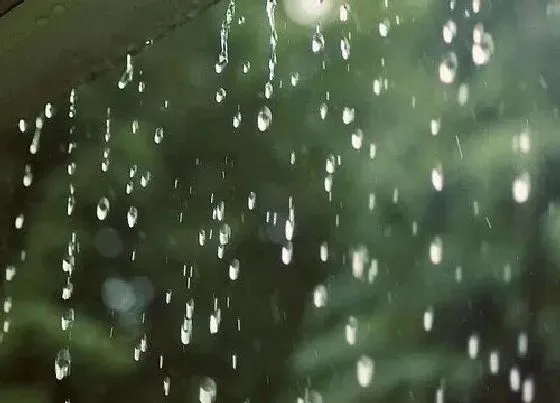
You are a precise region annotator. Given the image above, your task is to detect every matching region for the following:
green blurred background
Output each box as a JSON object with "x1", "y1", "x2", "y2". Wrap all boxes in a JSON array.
[{"x1": 1, "y1": 0, "x2": 560, "y2": 402}]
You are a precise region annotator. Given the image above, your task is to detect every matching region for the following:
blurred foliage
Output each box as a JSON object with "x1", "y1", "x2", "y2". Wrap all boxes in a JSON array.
[{"x1": 1, "y1": 0, "x2": 560, "y2": 402}]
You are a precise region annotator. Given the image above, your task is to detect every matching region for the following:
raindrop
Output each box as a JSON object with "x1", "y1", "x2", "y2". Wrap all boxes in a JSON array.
[
  {"x1": 340, "y1": 36, "x2": 351, "y2": 60},
  {"x1": 320, "y1": 241, "x2": 329, "y2": 262},
  {"x1": 265, "y1": 82, "x2": 274, "y2": 99},
  {"x1": 342, "y1": 107, "x2": 355, "y2": 125},
  {"x1": 281, "y1": 241, "x2": 293, "y2": 265},
  {"x1": 54, "y1": 348, "x2": 71, "y2": 380},
  {"x1": 199, "y1": 229, "x2": 207, "y2": 246},
  {"x1": 311, "y1": 25, "x2": 325, "y2": 53},
  {"x1": 219, "y1": 223, "x2": 231, "y2": 245},
  {"x1": 357, "y1": 355, "x2": 374, "y2": 387},
  {"x1": 180, "y1": 317, "x2": 193, "y2": 345},
  {"x1": 242, "y1": 61, "x2": 251, "y2": 74},
  {"x1": 319, "y1": 103, "x2": 328, "y2": 119},
  {"x1": 345, "y1": 316, "x2": 358, "y2": 345},
  {"x1": 468, "y1": 333, "x2": 480, "y2": 359},
  {"x1": 61, "y1": 308, "x2": 75, "y2": 331},
  {"x1": 127, "y1": 206, "x2": 138, "y2": 228},
  {"x1": 432, "y1": 164, "x2": 444, "y2": 191},
  {"x1": 163, "y1": 376, "x2": 171, "y2": 396},
  {"x1": 229, "y1": 258, "x2": 240, "y2": 280},
  {"x1": 430, "y1": 237, "x2": 443, "y2": 265},
  {"x1": 257, "y1": 106, "x2": 273, "y2": 132},
  {"x1": 472, "y1": 31, "x2": 494, "y2": 65},
  {"x1": 216, "y1": 88, "x2": 227, "y2": 103},
  {"x1": 248, "y1": 192, "x2": 256, "y2": 210},
  {"x1": 233, "y1": 110, "x2": 242, "y2": 128},
  {"x1": 285, "y1": 219, "x2": 295, "y2": 241},
  {"x1": 489, "y1": 350, "x2": 500, "y2": 374},
  {"x1": 351, "y1": 245, "x2": 369, "y2": 279},
  {"x1": 351, "y1": 128, "x2": 363, "y2": 150},
  {"x1": 443, "y1": 20, "x2": 457, "y2": 44},
  {"x1": 339, "y1": 3, "x2": 350, "y2": 22},
  {"x1": 18, "y1": 119, "x2": 27, "y2": 133},
  {"x1": 423, "y1": 306, "x2": 434, "y2": 332},
  {"x1": 96, "y1": 197, "x2": 110, "y2": 220},
  {"x1": 199, "y1": 377, "x2": 217, "y2": 403},
  {"x1": 378, "y1": 19, "x2": 390, "y2": 37},
  {"x1": 154, "y1": 127, "x2": 164, "y2": 144},
  {"x1": 513, "y1": 173, "x2": 530, "y2": 203},
  {"x1": 313, "y1": 284, "x2": 327, "y2": 307},
  {"x1": 439, "y1": 52, "x2": 458, "y2": 84}
]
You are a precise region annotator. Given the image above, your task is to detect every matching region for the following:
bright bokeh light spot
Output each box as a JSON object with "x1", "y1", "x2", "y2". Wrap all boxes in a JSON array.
[{"x1": 284, "y1": 0, "x2": 334, "y2": 26}]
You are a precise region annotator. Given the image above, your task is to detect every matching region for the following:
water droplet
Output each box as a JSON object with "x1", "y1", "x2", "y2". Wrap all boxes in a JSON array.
[
  {"x1": 340, "y1": 36, "x2": 351, "y2": 60},
  {"x1": 242, "y1": 61, "x2": 251, "y2": 74},
  {"x1": 265, "y1": 82, "x2": 274, "y2": 99},
  {"x1": 216, "y1": 87, "x2": 227, "y2": 103},
  {"x1": 229, "y1": 258, "x2": 240, "y2": 280},
  {"x1": 439, "y1": 52, "x2": 458, "y2": 84},
  {"x1": 163, "y1": 376, "x2": 171, "y2": 396},
  {"x1": 127, "y1": 206, "x2": 138, "y2": 228},
  {"x1": 199, "y1": 377, "x2": 217, "y2": 403},
  {"x1": 378, "y1": 19, "x2": 390, "y2": 37},
  {"x1": 423, "y1": 306, "x2": 434, "y2": 331},
  {"x1": 199, "y1": 229, "x2": 207, "y2": 246},
  {"x1": 181, "y1": 317, "x2": 193, "y2": 345},
  {"x1": 443, "y1": 20, "x2": 457, "y2": 44},
  {"x1": 430, "y1": 237, "x2": 443, "y2": 265},
  {"x1": 320, "y1": 241, "x2": 329, "y2": 262},
  {"x1": 351, "y1": 128, "x2": 363, "y2": 150},
  {"x1": 339, "y1": 3, "x2": 350, "y2": 22},
  {"x1": 61, "y1": 308, "x2": 74, "y2": 331},
  {"x1": 468, "y1": 333, "x2": 480, "y2": 359},
  {"x1": 219, "y1": 223, "x2": 231, "y2": 245},
  {"x1": 513, "y1": 172, "x2": 530, "y2": 203},
  {"x1": 319, "y1": 103, "x2": 328, "y2": 119},
  {"x1": 432, "y1": 164, "x2": 444, "y2": 191},
  {"x1": 311, "y1": 25, "x2": 325, "y2": 53},
  {"x1": 154, "y1": 127, "x2": 164, "y2": 144},
  {"x1": 247, "y1": 192, "x2": 256, "y2": 210},
  {"x1": 233, "y1": 110, "x2": 242, "y2": 128},
  {"x1": 257, "y1": 106, "x2": 272, "y2": 132},
  {"x1": 281, "y1": 241, "x2": 293, "y2": 265},
  {"x1": 313, "y1": 284, "x2": 327, "y2": 307},
  {"x1": 96, "y1": 197, "x2": 110, "y2": 220},
  {"x1": 54, "y1": 348, "x2": 71, "y2": 380},
  {"x1": 342, "y1": 107, "x2": 355, "y2": 125},
  {"x1": 357, "y1": 355, "x2": 374, "y2": 387}
]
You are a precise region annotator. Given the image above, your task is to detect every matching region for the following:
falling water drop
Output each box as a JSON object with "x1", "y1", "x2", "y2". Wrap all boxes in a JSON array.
[
  {"x1": 430, "y1": 237, "x2": 443, "y2": 265},
  {"x1": 257, "y1": 106, "x2": 273, "y2": 132},
  {"x1": 311, "y1": 25, "x2": 325, "y2": 53},
  {"x1": 313, "y1": 284, "x2": 327, "y2": 307},
  {"x1": 229, "y1": 258, "x2": 240, "y2": 280},
  {"x1": 513, "y1": 173, "x2": 530, "y2": 203},
  {"x1": 127, "y1": 206, "x2": 138, "y2": 228},
  {"x1": 340, "y1": 36, "x2": 351, "y2": 60},
  {"x1": 154, "y1": 127, "x2": 164, "y2": 144},
  {"x1": 443, "y1": 20, "x2": 457, "y2": 44},
  {"x1": 219, "y1": 223, "x2": 231, "y2": 245},
  {"x1": 216, "y1": 87, "x2": 227, "y2": 103},
  {"x1": 282, "y1": 241, "x2": 293, "y2": 265},
  {"x1": 180, "y1": 317, "x2": 193, "y2": 345},
  {"x1": 96, "y1": 197, "x2": 110, "y2": 220},
  {"x1": 199, "y1": 377, "x2": 217, "y2": 403},
  {"x1": 248, "y1": 192, "x2": 256, "y2": 210},
  {"x1": 339, "y1": 3, "x2": 350, "y2": 22},
  {"x1": 439, "y1": 52, "x2": 458, "y2": 84},
  {"x1": 54, "y1": 348, "x2": 71, "y2": 380},
  {"x1": 351, "y1": 128, "x2": 363, "y2": 150},
  {"x1": 342, "y1": 107, "x2": 355, "y2": 125},
  {"x1": 357, "y1": 355, "x2": 374, "y2": 387}
]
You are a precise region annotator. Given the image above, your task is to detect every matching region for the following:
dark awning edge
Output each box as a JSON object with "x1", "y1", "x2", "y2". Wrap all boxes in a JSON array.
[{"x1": 0, "y1": 0, "x2": 222, "y2": 133}]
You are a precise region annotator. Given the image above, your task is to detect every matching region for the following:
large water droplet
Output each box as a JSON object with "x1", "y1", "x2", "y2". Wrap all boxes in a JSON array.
[
  {"x1": 96, "y1": 197, "x2": 110, "y2": 220},
  {"x1": 54, "y1": 348, "x2": 71, "y2": 380},
  {"x1": 257, "y1": 106, "x2": 273, "y2": 132}
]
